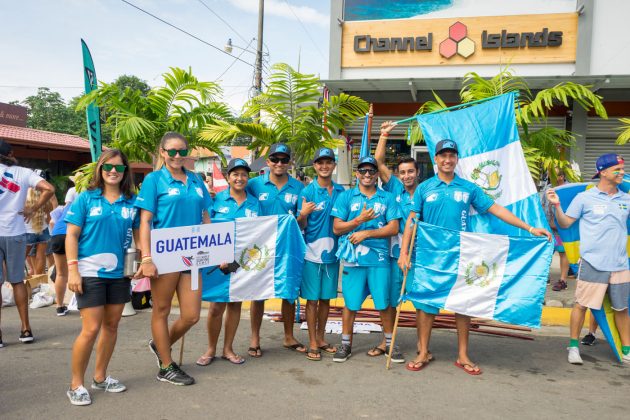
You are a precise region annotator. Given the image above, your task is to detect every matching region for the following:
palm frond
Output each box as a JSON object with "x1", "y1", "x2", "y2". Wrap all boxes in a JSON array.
[{"x1": 616, "y1": 118, "x2": 630, "y2": 145}]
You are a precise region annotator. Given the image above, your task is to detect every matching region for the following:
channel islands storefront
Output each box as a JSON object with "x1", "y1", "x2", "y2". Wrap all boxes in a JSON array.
[{"x1": 325, "y1": 0, "x2": 630, "y2": 181}]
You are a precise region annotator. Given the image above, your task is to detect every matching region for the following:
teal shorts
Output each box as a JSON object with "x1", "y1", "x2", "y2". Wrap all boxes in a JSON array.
[
  {"x1": 300, "y1": 261, "x2": 339, "y2": 301},
  {"x1": 342, "y1": 265, "x2": 390, "y2": 311},
  {"x1": 390, "y1": 258, "x2": 439, "y2": 315}
]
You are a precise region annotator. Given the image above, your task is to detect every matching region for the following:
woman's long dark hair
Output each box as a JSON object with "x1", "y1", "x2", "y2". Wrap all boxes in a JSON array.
[{"x1": 88, "y1": 149, "x2": 134, "y2": 199}]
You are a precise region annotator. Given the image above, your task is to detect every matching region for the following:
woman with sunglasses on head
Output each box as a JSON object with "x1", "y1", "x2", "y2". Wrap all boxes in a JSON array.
[
  {"x1": 65, "y1": 149, "x2": 139, "y2": 406},
  {"x1": 134, "y1": 132, "x2": 212, "y2": 386}
]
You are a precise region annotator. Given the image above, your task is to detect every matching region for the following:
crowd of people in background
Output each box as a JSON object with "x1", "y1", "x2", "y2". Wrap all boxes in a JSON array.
[{"x1": 1, "y1": 129, "x2": 628, "y2": 407}]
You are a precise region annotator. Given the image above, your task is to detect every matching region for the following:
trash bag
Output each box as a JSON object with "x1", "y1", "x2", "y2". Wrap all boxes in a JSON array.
[
  {"x1": 29, "y1": 291, "x2": 54, "y2": 309},
  {"x1": 2, "y1": 283, "x2": 15, "y2": 307}
]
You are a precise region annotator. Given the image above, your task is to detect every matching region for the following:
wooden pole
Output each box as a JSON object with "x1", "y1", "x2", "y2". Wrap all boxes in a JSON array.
[
  {"x1": 179, "y1": 335, "x2": 185, "y2": 366},
  {"x1": 386, "y1": 220, "x2": 418, "y2": 370}
]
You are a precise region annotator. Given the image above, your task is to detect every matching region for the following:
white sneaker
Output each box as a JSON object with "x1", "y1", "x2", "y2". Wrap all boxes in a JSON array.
[
  {"x1": 622, "y1": 353, "x2": 630, "y2": 364},
  {"x1": 67, "y1": 385, "x2": 92, "y2": 406},
  {"x1": 567, "y1": 347, "x2": 583, "y2": 364}
]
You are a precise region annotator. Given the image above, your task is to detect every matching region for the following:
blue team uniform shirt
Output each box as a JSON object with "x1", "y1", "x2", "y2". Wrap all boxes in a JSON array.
[
  {"x1": 65, "y1": 189, "x2": 140, "y2": 279},
  {"x1": 331, "y1": 186, "x2": 401, "y2": 267},
  {"x1": 210, "y1": 188, "x2": 261, "y2": 222},
  {"x1": 135, "y1": 167, "x2": 212, "y2": 228},
  {"x1": 246, "y1": 173, "x2": 303, "y2": 216},
  {"x1": 566, "y1": 186, "x2": 630, "y2": 272},
  {"x1": 297, "y1": 178, "x2": 345, "y2": 264},
  {"x1": 382, "y1": 176, "x2": 415, "y2": 258},
  {"x1": 51, "y1": 205, "x2": 71, "y2": 235},
  {"x1": 411, "y1": 174, "x2": 494, "y2": 231}
]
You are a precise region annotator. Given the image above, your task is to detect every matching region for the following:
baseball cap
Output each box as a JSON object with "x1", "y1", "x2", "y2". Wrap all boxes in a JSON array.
[
  {"x1": 435, "y1": 139, "x2": 458, "y2": 155},
  {"x1": 593, "y1": 153, "x2": 624, "y2": 179},
  {"x1": 268, "y1": 143, "x2": 291, "y2": 157},
  {"x1": 227, "y1": 158, "x2": 251, "y2": 174},
  {"x1": 313, "y1": 147, "x2": 335, "y2": 163},
  {"x1": 357, "y1": 156, "x2": 377, "y2": 168},
  {"x1": 0, "y1": 139, "x2": 13, "y2": 157}
]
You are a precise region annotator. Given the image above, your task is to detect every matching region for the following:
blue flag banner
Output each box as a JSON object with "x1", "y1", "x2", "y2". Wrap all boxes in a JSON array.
[
  {"x1": 416, "y1": 92, "x2": 549, "y2": 235},
  {"x1": 408, "y1": 222, "x2": 553, "y2": 328},
  {"x1": 201, "y1": 215, "x2": 305, "y2": 302},
  {"x1": 80, "y1": 39, "x2": 102, "y2": 162},
  {"x1": 359, "y1": 113, "x2": 370, "y2": 158},
  {"x1": 553, "y1": 179, "x2": 630, "y2": 362}
]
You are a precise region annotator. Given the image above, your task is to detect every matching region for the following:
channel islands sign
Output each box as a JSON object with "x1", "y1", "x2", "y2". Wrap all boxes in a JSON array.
[{"x1": 341, "y1": 13, "x2": 577, "y2": 68}]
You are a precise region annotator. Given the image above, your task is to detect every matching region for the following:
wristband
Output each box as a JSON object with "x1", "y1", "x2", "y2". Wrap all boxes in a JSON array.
[
  {"x1": 141, "y1": 259, "x2": 153, "y2": 265},
  {"x1": 528, "y1": 227, "x2": 534, "y2": 234},
  {"x1": 67, "y1": 260, "x2": 78, "y2": 266},
  {"x1": 142, "y1": 254, "x2": 151, "y2": 258},
  {"x1": 381, "y1": 132, "x2": 389, "y2": 137},
  {"x1": 553, "y1": 203, "x2": 561, "y2": 208}
]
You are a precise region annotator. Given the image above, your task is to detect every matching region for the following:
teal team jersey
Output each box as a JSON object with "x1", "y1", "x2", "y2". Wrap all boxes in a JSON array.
[
  {"x1": 210, "y1": 188, "x2": 261, "y2": 222},
  {"x1": 331, "y1": 186, "x2": 401, "y2": 267},
  {"x1": 297, "y1": 178, "x2": 345, "y2": 264},
  {"x1": 246, "y1": 173, "x2": 304, "y2": 216},
  {"x1": 381, "y1": 176, "x2": 414, "y2": 258},
  {"x1": 135, "y1": 167, "x2": 212, "y2": 229},
  {"x1": 65, "y1": 189, "x2": 140, "y2": 279},
  {"x1": 411, "y1": 174, "x2": 494, "y2": 231}
]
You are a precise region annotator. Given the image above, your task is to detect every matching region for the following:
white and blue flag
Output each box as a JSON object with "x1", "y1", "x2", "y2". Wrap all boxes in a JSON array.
[
  {"x1": 416, "y1": 92, "x2": 549, "y2": 235},
  {"x1": 408, "y1": 222, "x2": 553, "y2": 328},
  {"x1": 201, "y1": 215, "x2": 305, "y2": 302}
]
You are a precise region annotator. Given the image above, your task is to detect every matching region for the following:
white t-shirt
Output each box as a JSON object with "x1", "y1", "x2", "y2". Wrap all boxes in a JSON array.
[
  {"x1": 0, "y1": 164, "x2": 44, "y2": 236},
  {"x1": 64, "y1": 186, "x2": 77, "y2": 204}
]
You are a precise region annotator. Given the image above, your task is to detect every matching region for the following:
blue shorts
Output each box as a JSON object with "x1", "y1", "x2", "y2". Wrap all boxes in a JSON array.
[
  {"x1": 342, "y1": 265, "x2": 389, "y2": 311},
  {"x1": 300, "y1": 261, "x2": 339, "y2": 301},
  {"x1": 26, "y1": 230, "x2": 51, "y2": 245},
  {"x1": 389, "y1": 258, "x2": 439, "y2": 315}
]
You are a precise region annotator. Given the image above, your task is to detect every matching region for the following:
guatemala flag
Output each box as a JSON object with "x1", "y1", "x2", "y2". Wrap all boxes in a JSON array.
[
  {"x1": 408, "y1": 222, "x2": 553, "y2": 328},
  {"x1": 416, "y1": 92, "x2": 549, "y2": 235},
  {"x1": 201, "y1": 215, "x2": 305, "y2": 302}
]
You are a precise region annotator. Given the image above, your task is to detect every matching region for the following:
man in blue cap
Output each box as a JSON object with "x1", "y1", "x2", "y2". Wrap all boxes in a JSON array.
[
  {"x1": 247, "y1": 143, "x2": 305, "y2": 356},
  {"x1": 331, "y1": 156, "x2": 403, "y2": 362},
  {"x1": 399, "y1": 139, "x2": 551, "y2": 374},
  {"x1": 547, "y1": 153, "x2": 630, "y2": 365},
  {"x1": 297, "y1": 147, "x2": 345, "y2": 361}
]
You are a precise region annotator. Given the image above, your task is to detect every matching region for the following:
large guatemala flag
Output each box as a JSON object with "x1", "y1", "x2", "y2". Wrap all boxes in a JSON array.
[
  {"x1": 415, "y1": 92, "x2": 550, "y2": 235},
  {"x1": 553, "y1": 179, "x2": 630, "y2": 362},
  {"x1": 408, "y1": 222, "x2": 552, "y2": 328},
  {"x1": 201, "y1": 215, "x2": 305, "y2": 302}
]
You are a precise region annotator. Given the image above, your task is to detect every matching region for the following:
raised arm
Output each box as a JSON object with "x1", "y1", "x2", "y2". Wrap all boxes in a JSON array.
[
  {"x1": 375, "y1": 121, "x2": 396, "y2": 184},
  {"x1": 545, "y1": 188, "x2": 577, "y2": 229}
]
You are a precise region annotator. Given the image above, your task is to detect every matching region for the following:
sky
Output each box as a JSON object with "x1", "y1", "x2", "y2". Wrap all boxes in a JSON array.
[{"x1": 0, "y1": 0, "x2": 331, "y2": 112}]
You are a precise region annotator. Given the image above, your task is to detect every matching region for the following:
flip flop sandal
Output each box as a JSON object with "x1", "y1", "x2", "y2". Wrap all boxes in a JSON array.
[
  {"x1": 318, "y1": 344, "x2": 336, "y2": 354},
  {"x1": 454, "y1": 361, "x2": 483, "y2": 375},
  {"x1": 367, "y1": 346, "x2": 387, "y2": 357},
  {"x1": 196, "y1": 355, "x2": 214, "y2": 366},
  {"x1": 247, "y1": 346, "x2": 262, "y2": 358},
  {"x1": 306, "y1": 348, "x2": 322, "y2": 361},
  {"x1": 221, "y1": 355, "x2": 245, "y2": 365},
  {"x1": 406, "y1": 358, "x2": 431, "y2": 372},
  {"x1": 283, "y1": 343, "x2": 306, "y2": 353}
]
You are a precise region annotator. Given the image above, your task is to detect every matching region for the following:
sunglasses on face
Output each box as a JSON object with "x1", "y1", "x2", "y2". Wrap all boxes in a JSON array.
[
  {"x1": 357, "y1": 168, "x2": 377, "y2": 175},
  {"x1": 163, "y1": 148, "x2": 189, "y2": 157},
  {"x1": 269, "y1": 156, "x2": 290, "y2": 164},
  {"x1": 101, "y1": 163, "x2": 126, "y2": 173}
]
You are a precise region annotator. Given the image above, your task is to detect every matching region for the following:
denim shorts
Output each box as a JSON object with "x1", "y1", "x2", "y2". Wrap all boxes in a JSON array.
[
  {"x1": 0, "y1": 234, "x2": 27, "y2": 284},
  {"x1": 25, "y1": 230, "x2": 51, "y2": 245}
]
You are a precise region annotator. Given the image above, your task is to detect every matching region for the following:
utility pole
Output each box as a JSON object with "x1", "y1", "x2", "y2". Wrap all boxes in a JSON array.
[{"x1": 254, "y1": 0, "x2": 264, "y2": 95}]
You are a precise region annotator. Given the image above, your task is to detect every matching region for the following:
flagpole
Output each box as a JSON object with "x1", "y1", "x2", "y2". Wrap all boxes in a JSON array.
[
  {"x1": 366, "y1": 103, "x2": 374, "y2": 154},
  {"x1": 386, "y1": 219, "x2": 418, "y2": 370}
]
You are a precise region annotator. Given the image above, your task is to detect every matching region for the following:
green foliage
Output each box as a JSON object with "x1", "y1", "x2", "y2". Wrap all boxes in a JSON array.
[
  {"x1": 72, "y1": 162, "x2": 97, "y2": 193},
  {"x1": 406, "y1": 67, "x2": 608, "y2": 183},
  {"x1": 76, "y1": 67, "x2": 232, "y2": 164},
  {"x1": 20, "y1": 88, "x2": 87, "y2": 137},
  {"x1": 200, "y1": 63, "x2": 368, "y2": 166},
  {"x1": 616, "y1": 118, "x2": 630, "y2": 145}
]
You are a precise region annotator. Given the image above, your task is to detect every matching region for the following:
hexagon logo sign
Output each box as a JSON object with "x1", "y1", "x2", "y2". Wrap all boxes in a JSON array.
[{"x1": 440, "y1": 21, "x2": 476, "y2": 59}]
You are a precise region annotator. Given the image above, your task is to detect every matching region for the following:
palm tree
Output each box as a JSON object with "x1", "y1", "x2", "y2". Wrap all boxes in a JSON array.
[
  {"x1": 407, "y1": 67, "x2": 608, "y2": 184},
  {"x1": 76, "y1": 67, "x2": 232, "y2": 164},
  {"x1": 199, "y1": 63, "x2": 368, "y2": 167},
  {"x1": 616, "y1": 118, "x2": 630, "y2": 145}
]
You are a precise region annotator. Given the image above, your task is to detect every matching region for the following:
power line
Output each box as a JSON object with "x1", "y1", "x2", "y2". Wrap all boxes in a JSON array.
[
  {"x1": 283, "y1": 0, "x2": 326, "y2": 61},
  {"x1": 215, "y1": 38, "x2": 255, "y2": 81},
  {"x1": 120, "y1": 0, "x2": 254, "y2": 68},
  {"x1": 196, "y1": 0, "x2": 250, "y2": 46}
]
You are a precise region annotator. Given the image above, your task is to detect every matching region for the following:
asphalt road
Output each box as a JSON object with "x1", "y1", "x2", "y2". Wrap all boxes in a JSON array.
[{"x1": 1, "y1": 306, "x2": 628, "y2": 419}]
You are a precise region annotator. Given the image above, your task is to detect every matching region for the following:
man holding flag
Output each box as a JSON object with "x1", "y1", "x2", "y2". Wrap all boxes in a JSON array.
[
  {"x1": 399, "y1": 140, "x2": 551, "y2": 374},
  {"x1": 546, "y1": 153, "x2": 630, "y2": 365},
  {"x1": 331, "y1": 156, "x2": 402, "y2": 363},
  {"x1": 297, "y1": 147, "x2": 345, "y2": 361},
  {"x1": 247, "y1": 143, "x2": 305, "y2": 356}
]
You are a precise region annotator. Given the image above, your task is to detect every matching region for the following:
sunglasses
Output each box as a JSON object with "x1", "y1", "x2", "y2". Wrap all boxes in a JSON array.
[
  {"x1": 357, "y1": 168, "x2": 377, "y2": 175},
  {"x1": 101, "y1": 163, "x2": 126, "y2": 172},
  {"x1": 269, "y1": 156, "x2": 290, "y2": 164},
  {"x1": 163, "y1": 148, "x2": 189, "y2": 157}
]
